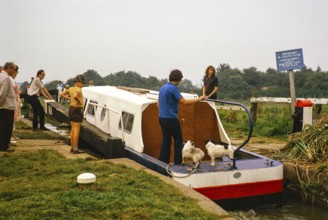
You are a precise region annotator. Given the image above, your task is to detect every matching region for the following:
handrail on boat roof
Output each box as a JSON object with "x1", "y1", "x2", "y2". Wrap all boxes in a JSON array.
[
  {"x1": 84, "y1": 101, "x2": 125, "y2": 143},
  {"x1": 205, "y1": 99, "x2": 254, "y2": 164}
]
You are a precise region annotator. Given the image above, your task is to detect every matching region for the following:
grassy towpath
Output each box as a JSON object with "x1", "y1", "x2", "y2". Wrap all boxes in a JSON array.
[{"x1": 0, "y1": 119, "x2": 232, "y2": 220}]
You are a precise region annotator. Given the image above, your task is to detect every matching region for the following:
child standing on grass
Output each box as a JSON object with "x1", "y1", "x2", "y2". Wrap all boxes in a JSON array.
[{"x1": 60, "y1": 75, "x2": 86, "y2": 154}]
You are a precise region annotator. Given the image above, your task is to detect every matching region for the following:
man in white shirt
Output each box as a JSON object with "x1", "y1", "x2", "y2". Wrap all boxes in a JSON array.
[{"x1": 0, "y1": 62, "x2": 18, "y2": 152}]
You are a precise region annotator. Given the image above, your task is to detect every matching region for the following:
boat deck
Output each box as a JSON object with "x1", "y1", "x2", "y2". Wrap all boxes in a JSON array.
[
  {"x1": 169, "y1": 157, "x2": 282, "y2": 174},
  {"x1": 126, "y1": 146, "x2": 283, "y2": 177}
]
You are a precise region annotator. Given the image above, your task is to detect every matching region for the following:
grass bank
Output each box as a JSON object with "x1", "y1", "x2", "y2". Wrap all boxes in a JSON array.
[
  {"x1": 0, "y1": 150, "x2": 221, "y2": 220},
  {"x1": 13, "y1": 119, "x2": 66, "y2": 140},
  {"x1": 218, "y1": 103, "x2": 293, "y2": 140}
]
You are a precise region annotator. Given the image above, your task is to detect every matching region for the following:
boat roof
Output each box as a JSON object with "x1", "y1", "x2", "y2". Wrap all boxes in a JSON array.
[{"x1": 82, "y1": 85, "x2": 199, "y2": 105}]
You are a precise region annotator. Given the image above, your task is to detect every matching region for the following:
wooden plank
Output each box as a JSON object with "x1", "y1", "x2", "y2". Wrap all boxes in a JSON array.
[
  {"x1": 194, "y1": 102, "x2": 221, "y2": 160},
  {"x1": 250, "y1": 97, "x2": 328, "y2": 105},
  {"x1": 142, "y1": 103, "x2": 162, "y2": 159},
  {"x1": 251, "y1": 103, "x2": 258, "y2": 123},
  {"x1": 142, "y1": 102, "x2": 221, "y2": 163},
  {"x1": 216, "y1": 105, "x2": 245, "y2": 111}
]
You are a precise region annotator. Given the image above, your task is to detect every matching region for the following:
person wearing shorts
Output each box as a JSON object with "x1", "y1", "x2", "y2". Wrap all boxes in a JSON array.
[
  {"x1": 60, "y1": 75, "x2": 86, "y2": 154},
  {"x1": 69, "y1": 106, "x2": 83, "y2": 122}
]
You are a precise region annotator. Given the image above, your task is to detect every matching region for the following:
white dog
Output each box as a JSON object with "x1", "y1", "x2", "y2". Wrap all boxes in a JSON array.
[
  {"x1": 182, "y1": 140, "x2": 205, "y2": 168},
  {"x1": 205, "y1": 140, "x2": 234, "y2": 166}
]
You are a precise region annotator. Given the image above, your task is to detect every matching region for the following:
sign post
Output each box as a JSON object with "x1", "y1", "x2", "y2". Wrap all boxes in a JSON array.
[
  {"x1": 276, "y1": 48, "x2": 304, "y2": 114},
  {"x1": 288, "y1": 70, "x2": 296, "y2": 113}
]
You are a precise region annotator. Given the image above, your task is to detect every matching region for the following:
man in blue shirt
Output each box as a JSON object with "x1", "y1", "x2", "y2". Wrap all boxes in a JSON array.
[{"x1": 157, "y1": 69, "x2": 204, "y2": 164}]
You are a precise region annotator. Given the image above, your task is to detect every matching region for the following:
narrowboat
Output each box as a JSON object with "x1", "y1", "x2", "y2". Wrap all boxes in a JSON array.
[{"x1": 81, "y1": 86, "x2": 283, "y2": 209}]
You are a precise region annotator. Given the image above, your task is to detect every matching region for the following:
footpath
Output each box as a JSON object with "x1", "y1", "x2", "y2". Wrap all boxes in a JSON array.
[{"x1": 2, "y1": 118, "x2": 233, "y2": 220}]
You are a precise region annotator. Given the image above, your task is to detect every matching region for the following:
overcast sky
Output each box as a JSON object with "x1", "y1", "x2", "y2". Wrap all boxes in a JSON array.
[{"x1": 1, "y1": 0, "x2": 328, "y2": 86}]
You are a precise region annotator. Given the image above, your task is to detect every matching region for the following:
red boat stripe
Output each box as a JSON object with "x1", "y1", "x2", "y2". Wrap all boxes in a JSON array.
[{"x1": 194, "y1": 179, "x2": 283, "y2": 200}]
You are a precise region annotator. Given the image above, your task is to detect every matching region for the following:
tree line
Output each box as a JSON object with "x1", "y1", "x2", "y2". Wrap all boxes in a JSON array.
[
  {"x1": 20, "y1": 64, "x2": 328, "y2": 100},
  {"x1": 216, "y1": 64, "x2": 328, "y2": 99}
]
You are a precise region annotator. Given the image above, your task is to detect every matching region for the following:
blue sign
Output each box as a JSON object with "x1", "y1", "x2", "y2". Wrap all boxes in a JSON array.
[{"x1": 276, "y1": 48, "x2": 304, "y2": 72}]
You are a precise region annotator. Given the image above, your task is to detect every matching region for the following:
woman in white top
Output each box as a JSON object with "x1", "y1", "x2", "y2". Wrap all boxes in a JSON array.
[
  {"x1": 10, "y1": 65, "x2": 21, "y2": 142},
  {"x1": 27, "y1": 69, "x2": 53, "y2": 131}
]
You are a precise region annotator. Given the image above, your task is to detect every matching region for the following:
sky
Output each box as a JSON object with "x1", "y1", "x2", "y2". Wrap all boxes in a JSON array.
[{"x1": 1, "y1": 0, "x2": 328, "y2": 86}]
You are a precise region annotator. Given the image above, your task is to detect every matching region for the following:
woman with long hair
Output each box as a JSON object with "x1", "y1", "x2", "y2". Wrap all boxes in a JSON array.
[
  {"x1": 27, "y1": 69, "x2": 53, "y2": 131},
  {"x1": 202, "y1": 65, "x2": 219, "y2": 99}
]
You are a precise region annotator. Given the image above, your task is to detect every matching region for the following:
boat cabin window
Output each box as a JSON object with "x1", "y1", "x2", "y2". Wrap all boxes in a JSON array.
[
  {"x1": 100, "y1": 105, "x2": 107, "y2": 121},
  {"x1": 119, "y1": 111, "x2": 134, "y2": 133},
  {"x1": 87, "y1": 100, "x2": 98, "y2": 116}
]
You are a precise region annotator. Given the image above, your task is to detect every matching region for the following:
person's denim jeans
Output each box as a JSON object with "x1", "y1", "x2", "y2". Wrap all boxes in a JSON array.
[{"x1": 159, "y1": 117, "x2": 183, "y2": 164}]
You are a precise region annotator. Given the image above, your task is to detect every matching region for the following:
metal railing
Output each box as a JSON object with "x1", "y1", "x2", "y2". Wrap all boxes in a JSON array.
[{"x1": 205, "y1": 98, "x2": 254, "y2": 169}]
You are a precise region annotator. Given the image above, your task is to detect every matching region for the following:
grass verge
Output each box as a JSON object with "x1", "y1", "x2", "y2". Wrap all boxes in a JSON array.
[
  {"x1": 0, "y1": 150, "x2": 220, "y2": 220},
  {"x1": 13, "y1": 119, "x2": 66, "y2": 140}
]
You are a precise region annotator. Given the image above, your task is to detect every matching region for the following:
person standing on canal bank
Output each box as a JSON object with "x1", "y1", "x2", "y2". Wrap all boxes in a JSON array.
[
  {"x1": 0, "y1": 62, "x2": 18, "y2": 152},
  {"x1": 157, "y1": 69, "x2": 205, "y2": 164},
  {"x1": 10, "y1": 65, "x2": 22, "y2": 142},
  {"x1": 202, "y1": 65, "x2": 218, "y2": 99},
  {"x1": 28, "y1": 70, "x2": 53, "y2": 131},
  {"x1": 60, "y1": 75, "x2": 86, "y2": 154},
  {"x1": 10, "y1": 65, "x2": 21, "y2": 122}
]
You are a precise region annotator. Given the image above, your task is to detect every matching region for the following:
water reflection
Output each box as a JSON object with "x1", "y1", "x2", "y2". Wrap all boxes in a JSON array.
[
  {"x1": 44, "y1": 123, "x2": 70, "y2": 137},
  {"x1": 230, "y1": 193, "x2": 327, "y2": 220}
]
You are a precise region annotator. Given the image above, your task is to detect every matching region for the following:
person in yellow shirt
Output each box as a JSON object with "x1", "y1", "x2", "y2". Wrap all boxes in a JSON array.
[{"x1": 60, "y1": 75, "x2": 86, "y2": 154}]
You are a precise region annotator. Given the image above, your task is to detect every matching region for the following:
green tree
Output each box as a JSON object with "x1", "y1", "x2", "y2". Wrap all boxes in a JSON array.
[
  {"x1": 19, "y1": 81, "x2": 29, "y2": 92},
  {"x1": 143, "y1": 75, "x2": 162, "y2": 90},
  {"x1": 316, "y1": 66, "x2": 322, "y2": 73},
  {"x1": 219, "y1": 73, "x2": 251, "y2": 99},
  {"x1": 44, "y1": 80, "x2": 62, "y2": 90},
  {"x1": 217, "y1": 63, "x2": 231, "y2": 73},
  {"x1": 84, "y1": 69, "x2": 106, "y2": 86},
  {"x1": 242, "y1": 67, "x2": 264, "y2": 88},
  {"x1": 33, "y1": 64, "x2": 328, "y2": 102},
  {"x1": 178, "y1": 79, "x2": 201, "y2": 94},
  {"x1": 104, "y1": 70, "x2": 144, "y2": 87}
]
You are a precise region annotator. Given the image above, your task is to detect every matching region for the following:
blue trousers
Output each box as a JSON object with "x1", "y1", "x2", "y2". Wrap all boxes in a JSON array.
[{"x1": 159, "y1": 117, "x2": 183, "y2": 164}]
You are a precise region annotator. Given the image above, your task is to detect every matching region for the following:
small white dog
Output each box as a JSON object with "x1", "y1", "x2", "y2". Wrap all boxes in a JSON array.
[
  {"x1": 182, "y1": 140, "x2": 205, "y2": 168},
  {"x1": 205, "y1": 139, "x2": 234, "y2": 166}
]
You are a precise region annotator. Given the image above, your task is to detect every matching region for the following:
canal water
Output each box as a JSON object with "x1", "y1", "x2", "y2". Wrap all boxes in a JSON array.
[
  {"x1": 45, "y1": 122, "x2": 70, "y2": 137},
  {"x1": 46, "y1": 123, "x2": 327, "y2": 220},
  {"x1": 230, "y1": 193, "x2": 327, "y2": 220}
]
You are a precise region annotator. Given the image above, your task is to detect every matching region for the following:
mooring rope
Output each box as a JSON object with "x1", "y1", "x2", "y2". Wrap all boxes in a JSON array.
[{"x1": 165, "y1": 164, "x2": 198, "y2": 178}]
